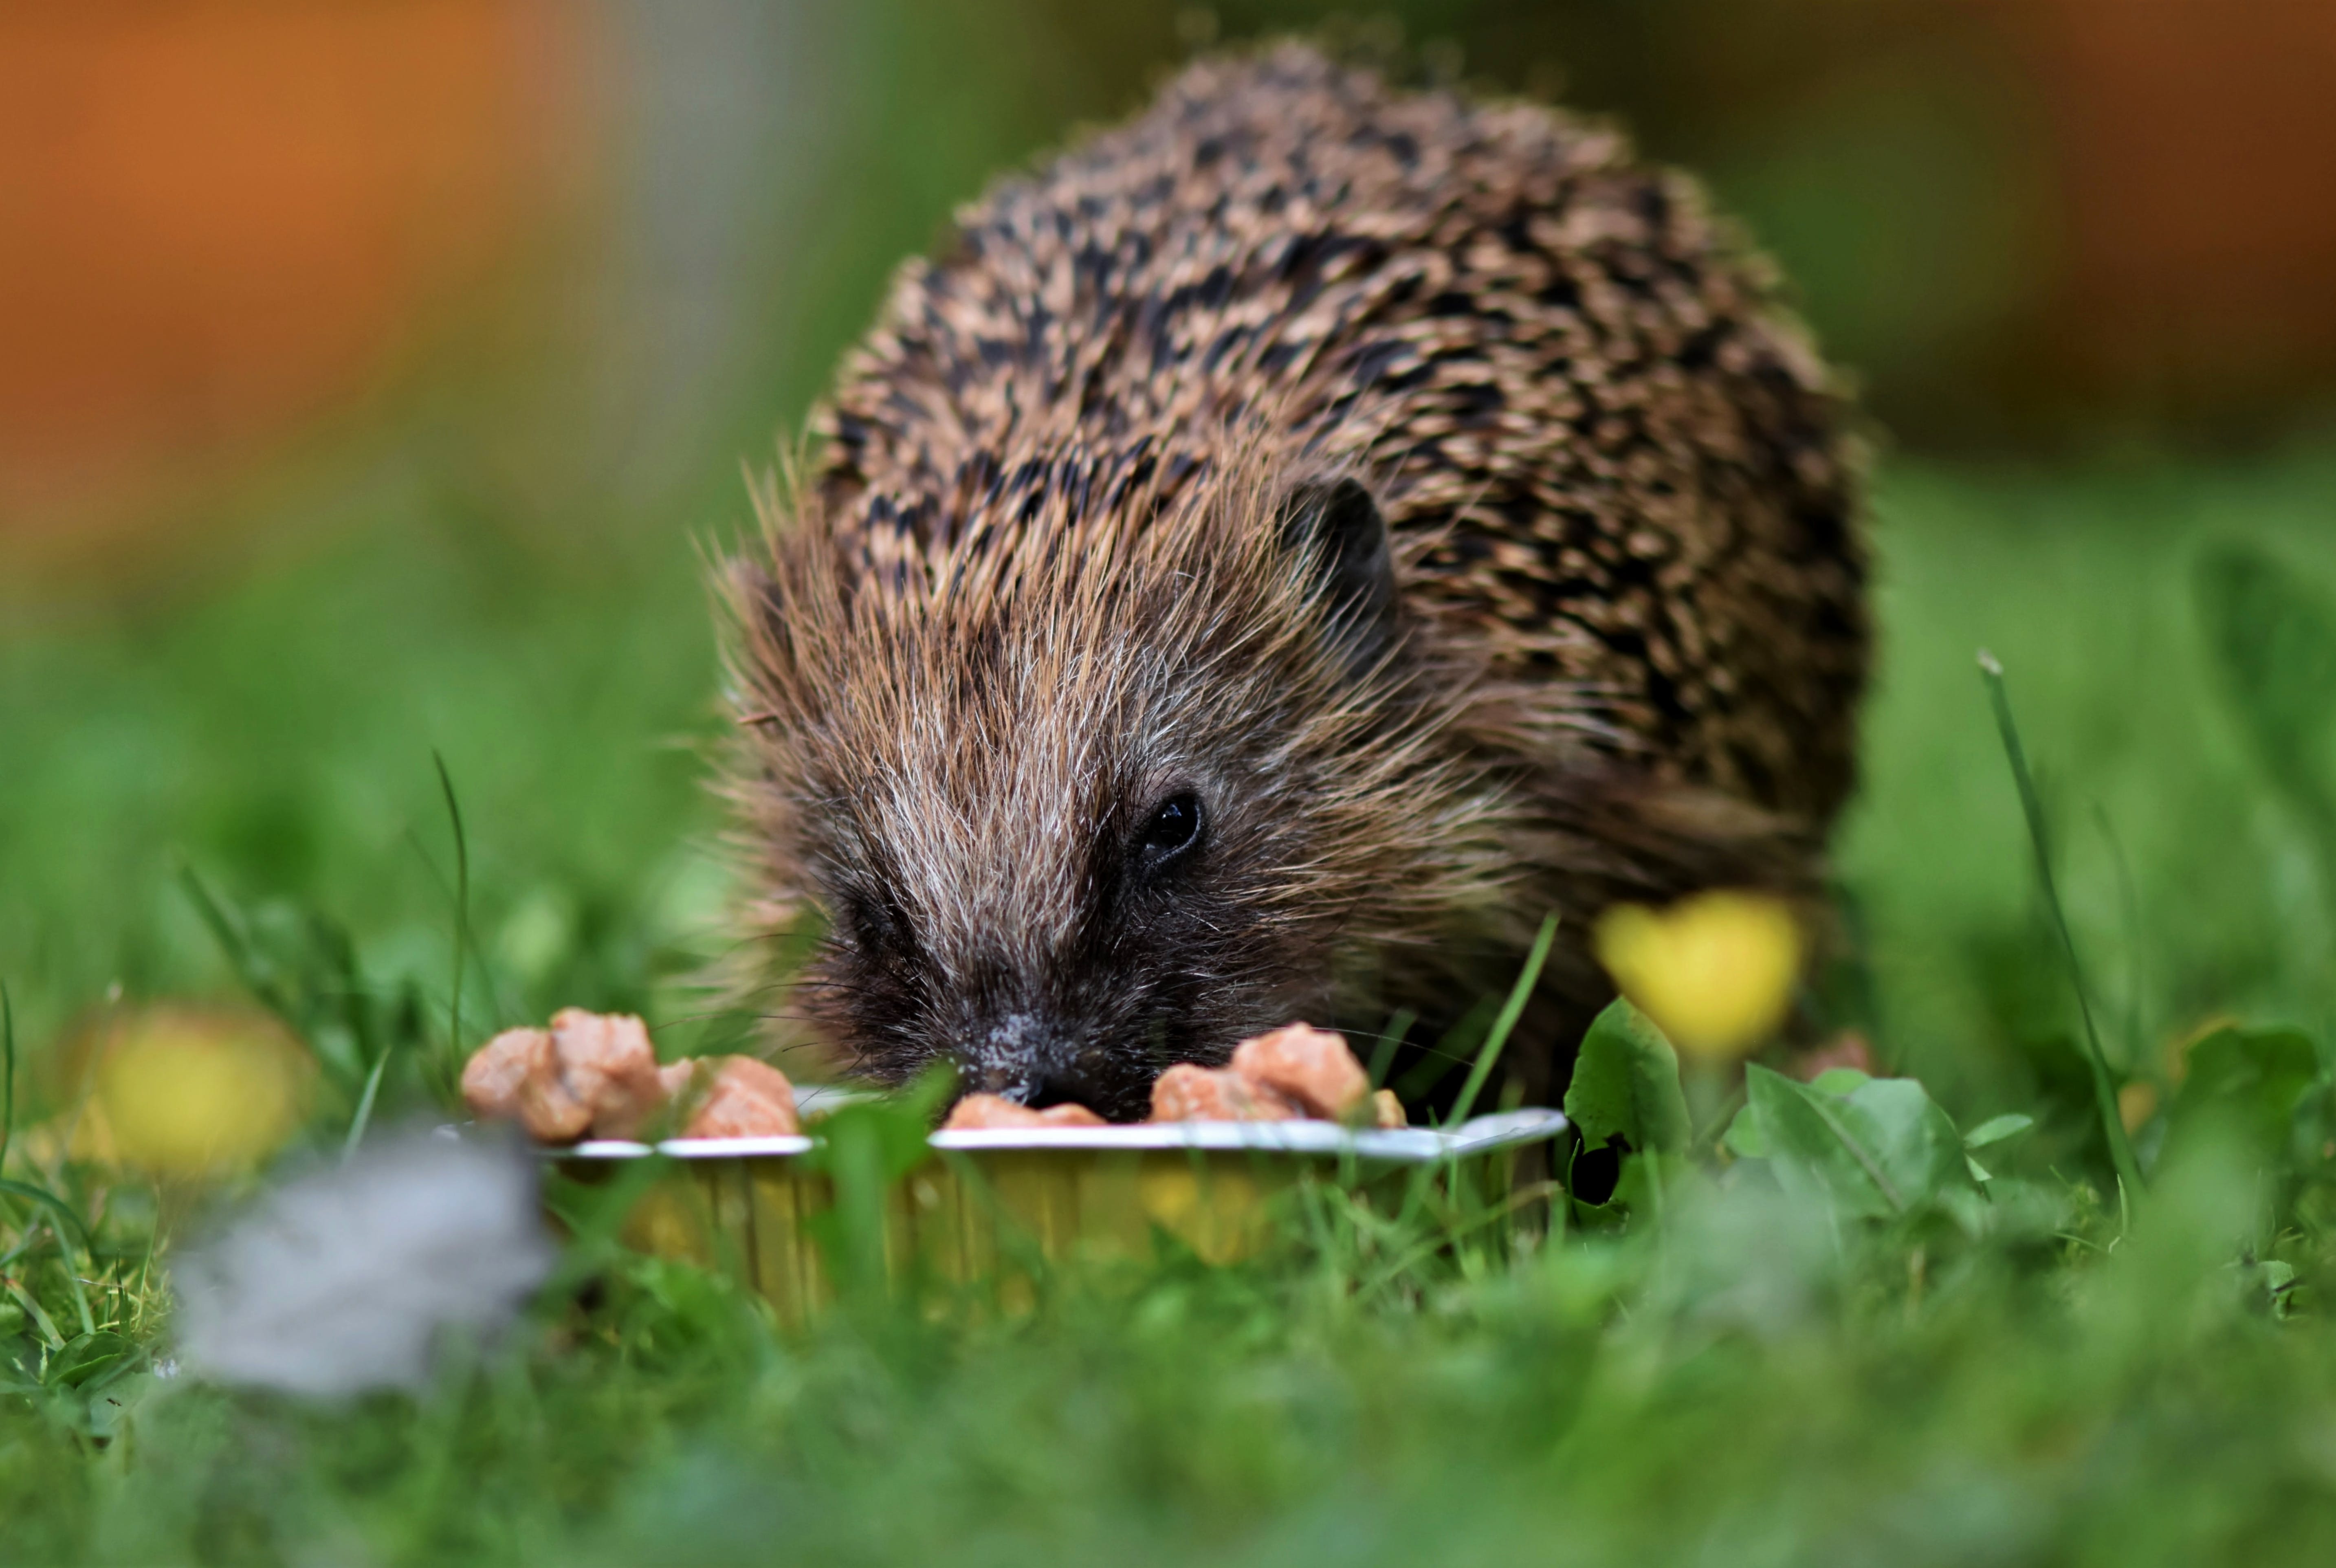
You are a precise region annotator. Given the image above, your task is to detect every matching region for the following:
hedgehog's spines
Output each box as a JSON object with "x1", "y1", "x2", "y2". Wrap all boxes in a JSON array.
[{"x1": 725, "y1": 43, "x2": 1867, "y2": 1110}]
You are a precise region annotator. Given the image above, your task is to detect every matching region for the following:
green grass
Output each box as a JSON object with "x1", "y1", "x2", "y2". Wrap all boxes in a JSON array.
[{"x1": 8, "y1": 443, "x2": 2336, "y2": 1563}]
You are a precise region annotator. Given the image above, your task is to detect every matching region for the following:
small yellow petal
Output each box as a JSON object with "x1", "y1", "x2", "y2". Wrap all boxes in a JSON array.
[{"x1": 1593, "y1": 891, "x2": 1803, "y2": 1062}]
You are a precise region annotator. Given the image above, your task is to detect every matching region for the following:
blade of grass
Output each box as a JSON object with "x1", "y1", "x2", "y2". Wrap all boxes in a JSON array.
[
  {"x1": 1366, "y1": 1008, "x2": 1414, "y2": 1090},
  {"x1": 0, "y1": 1189, "x2": 98, "y2": 1340},
  {"x1": 1445, "y1": 914, "x2": 1558, "y2": 1128},
  {"x1": 434, "y1": 752, "x2": 472, "y2": 1057},
  {"x1": 1394, "y1": 997, "x2": 1493, "y2": 1105},
  {"x1": 400, "y1": 824, "x2": 517, "y2": 1034},
  {"x1": 343, "y1": 1052, "x2": 390, "y2": 1161},
  {"x1": 1360, "y1": 1181, "x2": 1566, "y2": 1300},
  {"x1": 178, "y1": 864, "x2": 293, "y2": 1019},
  {"x1": 55, "y1": 1238, "x2": 96, "y2": 1339},
  {"x1": 0, "y1": 1180, "x2": 94, "y2": 1255},
  {"x1": 1, "y1": 982, "x2": 14, "y2": 1174},
  {"x1": 4, "y1": 1277, "x2": 63, "y2": 1351},
  {"x1": 1979, "y1": 651, "x2": 2145, "y2": 1196}
]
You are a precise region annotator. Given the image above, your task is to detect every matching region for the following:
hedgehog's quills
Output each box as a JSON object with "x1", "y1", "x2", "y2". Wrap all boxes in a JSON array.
[{"x1": 726, "y1": 44, "x2": 1867, "y2": 1120}]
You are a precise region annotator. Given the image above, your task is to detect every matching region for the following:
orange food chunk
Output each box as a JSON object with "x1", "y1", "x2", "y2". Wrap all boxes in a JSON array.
[
  {"x1": 461, "y1": 1010, "x2": 692, "y2": 1143},
  {"x1": 1149, "y1": 1062, "x2": 1301, "y2": 1122},
  {"x1": 547, "y1": 1009, "x2": 666, "y2": 1139},
  {"x1": 1229, "y1": 1023, "x2": 1371, "y2": 1121},
  {"x1": 678, "y1": 1056, "x2": 801, "y2": 1139},
  {"x1": 460, "y1": 1025, "x2": 545, "y2": 1121},
  {"x1": 1371, "y1": 1088, "x2": 1407, "y2": 1129},
  {"x1": 462, "y1": 1025, "x2": 589, "y2": 1142},
  {"x1": 942, "y1": 1093, "x2": 1109, "y2": 1130}
]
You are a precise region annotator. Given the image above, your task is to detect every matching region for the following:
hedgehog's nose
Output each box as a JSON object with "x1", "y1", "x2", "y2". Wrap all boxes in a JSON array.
[
  {"x1": 969, "y1": 1059, "x2": 1090, "y2": 1110},
  {"x1": 966, "y1": 1012, "x2": 1083, "y2": 1106},
  {"x1": 1016, "y1": 1066, "x2": 1095, "y2": 1111}
]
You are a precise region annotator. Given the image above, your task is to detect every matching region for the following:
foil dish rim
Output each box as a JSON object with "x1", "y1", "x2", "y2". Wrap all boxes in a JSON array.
[{"x1": 561, "y1": 1107, "x2": 1566, "y2": 1163}]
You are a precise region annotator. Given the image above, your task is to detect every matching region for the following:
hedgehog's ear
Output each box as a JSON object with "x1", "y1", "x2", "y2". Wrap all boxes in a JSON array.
[{"x1": 1278, "y1": 476, "x2": 1398, "y2": 673}]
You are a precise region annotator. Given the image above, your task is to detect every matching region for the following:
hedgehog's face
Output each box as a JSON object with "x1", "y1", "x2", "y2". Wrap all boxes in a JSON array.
[
  {"x1": 737, "y1": 470, "x2": 1466, "y2": 1120},
  {"x1": 802, "y1": 737, "x2": 1283, "y2": 1122}
]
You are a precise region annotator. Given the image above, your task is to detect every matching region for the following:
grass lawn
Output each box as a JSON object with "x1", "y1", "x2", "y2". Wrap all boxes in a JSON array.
[{"x1": 5, "y1": 443, "x2": 2336, "y2": 1564}]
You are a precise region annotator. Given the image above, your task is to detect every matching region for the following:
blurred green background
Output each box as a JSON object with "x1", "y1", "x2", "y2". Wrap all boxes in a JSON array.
[{"x1": 5, "y1": 0, "x2": 2336, "y2": 1123}]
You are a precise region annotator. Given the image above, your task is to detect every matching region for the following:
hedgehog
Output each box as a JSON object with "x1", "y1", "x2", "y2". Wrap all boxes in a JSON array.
[{"x1": 726, "y1": 44, "x2": 1866, "y2": 1120}]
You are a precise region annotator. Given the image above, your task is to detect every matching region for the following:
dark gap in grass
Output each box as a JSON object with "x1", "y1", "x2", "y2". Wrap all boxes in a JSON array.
[
  {"x1": 1568, "y1": 1137, "x2": 1625, "y2": 1206},
  {"x1": 1826, "y1": 881, "x2": 1893, "y2": 1070}
]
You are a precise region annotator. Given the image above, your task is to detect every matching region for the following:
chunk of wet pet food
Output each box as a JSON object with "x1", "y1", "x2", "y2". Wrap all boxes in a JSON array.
[
  {"x1": 675, "y1": 1056, "x2": 801, "y2": 1139},
  {"x1": 459, "y1": 1011, "x2": 664, "y2": 1144},
  {"x1": 462, "y1": 1012, "x2": 798, "y2": 1142},
  {"x1": 546, "y1": 1008, "x2": 666, "y2": 1140},
  {"x1": 941, "y1": 1094, "x2": 1109, "y2": 1130},
  {"x1": 1229, "y1": 1023, "x2": 1373, "y2": 1121},
  {"x1": 462, "y1": 1025, "x2": 589, "y2": 1143},
  {"x1": 1148, "y1": 1063, "x2": 1302, "y2": 1123}
]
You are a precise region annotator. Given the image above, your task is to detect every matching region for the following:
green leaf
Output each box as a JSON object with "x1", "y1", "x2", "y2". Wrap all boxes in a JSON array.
[
  {"x1": 2168, "y1": 1024, "x2": 2321, "y2": 1164},
  {"x1": 1963, "y1": 1113, "x2": 2035, "y2": 1150},
  {"x1": 44, "y1": 1331, "x2": 137, "y2": 1392},
  {"x1": 1743, "y1": 1065, "x2": 1975, "y2": 1221},
  {"x1": 1722, "y1": 1100, "x2": 1770, "y2": 1161},
  {"x1": 1563, "y1": 998, "x2": 1690, "y2": 1159}
]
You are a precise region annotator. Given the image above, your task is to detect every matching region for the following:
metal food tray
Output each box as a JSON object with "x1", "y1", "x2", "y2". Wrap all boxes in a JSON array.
[{"x1": 563, "y1": 1108, "x2": 1568, "y2": 1321}]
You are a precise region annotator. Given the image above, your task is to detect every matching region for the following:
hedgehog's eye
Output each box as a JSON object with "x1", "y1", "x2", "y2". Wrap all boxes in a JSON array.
[
  {"x1": 1135, "y1": 792, "x2": 1203, "y2": 873},
  {"x1": 842, "y1": 884, "x2": 919, "y2": 958}
]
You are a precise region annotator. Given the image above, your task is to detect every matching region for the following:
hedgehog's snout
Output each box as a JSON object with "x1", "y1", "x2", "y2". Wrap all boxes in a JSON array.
[{"x1": 960, "y1": 1011, "x2": 1089, "y2": 1109}]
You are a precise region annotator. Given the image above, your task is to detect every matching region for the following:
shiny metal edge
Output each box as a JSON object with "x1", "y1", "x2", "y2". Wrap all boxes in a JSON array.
[{"x1": 565, "y1": 1107, "x2": 1566, "y2": 1164}]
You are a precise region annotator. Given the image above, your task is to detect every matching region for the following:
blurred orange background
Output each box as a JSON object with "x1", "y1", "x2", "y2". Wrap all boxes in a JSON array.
[
  {"x1": 4, "y1": 0, "x2": 2334, "y2": 567},
  {"x1": 1993, "y1": 0, "x2": 2336, "y2": 429},
  {"x1": 0, "y1": 1, "x2": 594, "y2": 551}
]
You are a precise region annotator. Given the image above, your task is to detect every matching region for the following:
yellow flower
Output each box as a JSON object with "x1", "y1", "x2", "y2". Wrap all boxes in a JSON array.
[
  {"x1": 1593, "y1": 891, "x2": 1803, "y2": 1062},
  {"x1": 79, "y1": 1007, "x2": 313, "y2": 1178}
]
